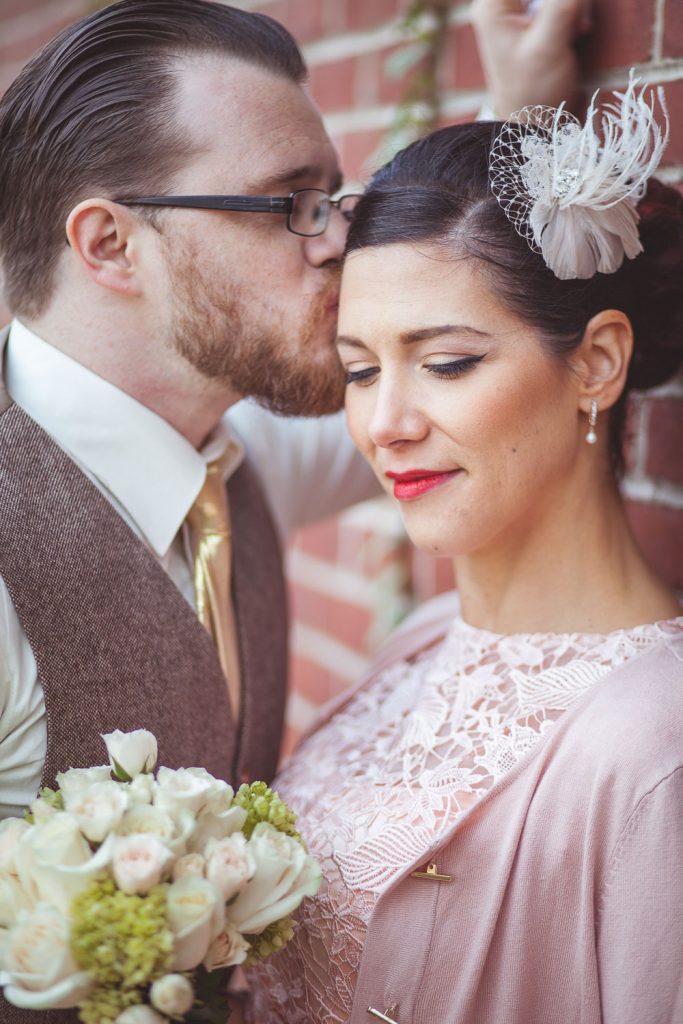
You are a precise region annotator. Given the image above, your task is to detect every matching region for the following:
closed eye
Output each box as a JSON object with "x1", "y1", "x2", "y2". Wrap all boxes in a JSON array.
[
  {"x1": 344, "y1": 366, "x2": 378, "y2": 386},
  {"x1": 425, "y1": 355, "x2": 486, "y2": 378}
]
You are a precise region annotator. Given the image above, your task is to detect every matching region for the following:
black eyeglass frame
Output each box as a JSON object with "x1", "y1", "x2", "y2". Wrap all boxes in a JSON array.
[{"x1": 115, "y1": 187, "x2": 362, "y2": 237}]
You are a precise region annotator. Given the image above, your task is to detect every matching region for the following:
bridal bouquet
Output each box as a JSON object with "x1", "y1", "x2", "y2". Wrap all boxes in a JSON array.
[{"x1": 0, "y1": 730, "x2": 321, "y2": 1023}]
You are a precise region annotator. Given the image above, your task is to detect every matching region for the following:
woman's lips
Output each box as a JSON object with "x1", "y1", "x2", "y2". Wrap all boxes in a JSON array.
[{"x1": 385, "y1": 469, "x2": 461, "y2": 501}]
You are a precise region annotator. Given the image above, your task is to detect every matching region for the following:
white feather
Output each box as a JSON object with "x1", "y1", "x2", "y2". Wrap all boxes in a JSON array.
[{"x1": 489, "y1": 72, "x2": 669, "y2": 279}]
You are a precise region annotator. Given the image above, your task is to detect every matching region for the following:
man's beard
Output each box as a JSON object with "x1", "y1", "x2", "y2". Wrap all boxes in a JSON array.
[{"x1": 167, "y1": 254, "x2": 346, "y2": 416}]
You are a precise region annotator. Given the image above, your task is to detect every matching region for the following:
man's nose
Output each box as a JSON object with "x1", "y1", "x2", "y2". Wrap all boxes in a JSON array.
[{"x1": 303, "y1": 205, "x2": 348, "y2": 267}]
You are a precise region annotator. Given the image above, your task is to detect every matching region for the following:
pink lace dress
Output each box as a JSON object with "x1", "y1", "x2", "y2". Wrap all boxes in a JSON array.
[{"x1": 245, "y1": 603, "x2": 683, "y2": 1024}]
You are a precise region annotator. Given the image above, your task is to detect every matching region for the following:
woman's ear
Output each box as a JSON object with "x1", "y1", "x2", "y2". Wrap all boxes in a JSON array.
[
  {"x1": 569, "y1": 309, "x2": 634, "y2": 416},
  {"x1": 65, "y1": 199, "x2": 144, "y2": 297}
]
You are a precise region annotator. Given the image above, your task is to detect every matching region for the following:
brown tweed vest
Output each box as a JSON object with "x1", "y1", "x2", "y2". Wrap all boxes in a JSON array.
[{"x1": 0, "y1": 375, "x2": 288, "y2": 1023}]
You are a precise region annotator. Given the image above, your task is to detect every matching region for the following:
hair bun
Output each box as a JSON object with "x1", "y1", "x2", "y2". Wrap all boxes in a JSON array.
[{"x1": 626, "y1": 178, "x2": 683, "y2": 391}]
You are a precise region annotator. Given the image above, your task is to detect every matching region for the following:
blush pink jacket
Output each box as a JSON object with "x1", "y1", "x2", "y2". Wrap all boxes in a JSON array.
[{"x1": 320, "y1": 602, "x2": 683, "y2": 1024}]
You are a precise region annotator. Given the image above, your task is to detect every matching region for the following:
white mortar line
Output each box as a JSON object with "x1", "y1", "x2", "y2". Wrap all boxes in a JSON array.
[
  {"x1": 324, "y1": 85, "x2": 486, "y2": 136},
  {"x1": 586, "y1": 60, "x2": 683, "y2": 90},
  {"x1": 339, "y1": 497, "x2": 407, "y2": 538},
  {"x1": 284, "y1": 690, "x2": 319, "y2": 732},
  {"x1": 291, "y1": 622, "x2": 369, "y2": 681},
  {"x1": 652, "y1": 0, "x2": 667, "y2": 61},
  {"x1": 303, "y1": 3, "x2": 470, "y2": 67},
  {"x1": 622, "y1": 475, "x2": 683, "y2": 510},
  {"x1": 658, "y1": 165, "x2": 683, "y2": 184},
  {"x1": 287, "y1": 549, "x2": 377, "y2": 608}
]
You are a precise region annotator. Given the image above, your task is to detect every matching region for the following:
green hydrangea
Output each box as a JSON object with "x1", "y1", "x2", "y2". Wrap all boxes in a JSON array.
[
  {"x1": 245, "y1": 914, "x2": 296, "y2": 966},
  {"x1": 71, "y1": 877, "x2": 173, "y2": 1022},
  {"x1": 232, "y1": 782, "x2": 302, "y2": 845}
]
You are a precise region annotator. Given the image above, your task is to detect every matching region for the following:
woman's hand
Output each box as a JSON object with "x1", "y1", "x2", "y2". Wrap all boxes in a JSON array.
[{"x1": 470, "y1": 0, "x2": 591, "y2": 117}]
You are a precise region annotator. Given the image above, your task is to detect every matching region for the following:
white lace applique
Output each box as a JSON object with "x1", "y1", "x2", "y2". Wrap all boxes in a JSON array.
[{"x1": 246, "y1": 613, "x2": 683, "y2": 1024}]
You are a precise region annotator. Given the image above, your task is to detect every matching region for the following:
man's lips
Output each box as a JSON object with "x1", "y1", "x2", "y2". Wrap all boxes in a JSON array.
[{"x1": 385, "y1": 469, "x2": 461, "y2": 501}]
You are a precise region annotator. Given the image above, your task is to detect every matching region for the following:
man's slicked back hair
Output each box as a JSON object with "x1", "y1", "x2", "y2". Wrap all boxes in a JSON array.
[{"x1": 0, "y1": 0, "x2": 307, "y2": 317}]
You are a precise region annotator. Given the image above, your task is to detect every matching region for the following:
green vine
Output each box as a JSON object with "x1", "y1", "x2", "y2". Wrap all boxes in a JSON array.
[{"x1": 375, "y1": 0, "x2": 451, "y2": 167}]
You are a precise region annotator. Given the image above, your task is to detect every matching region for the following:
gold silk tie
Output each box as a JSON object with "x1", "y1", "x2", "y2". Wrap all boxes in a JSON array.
[{"x1": 186, "y1": 459, "x2": 241, "y2": 722}]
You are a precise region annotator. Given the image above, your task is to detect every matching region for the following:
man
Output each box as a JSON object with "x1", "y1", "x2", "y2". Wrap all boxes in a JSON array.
[{"x1": 0, "y1": 0, "x2": 586, "y2": 840}]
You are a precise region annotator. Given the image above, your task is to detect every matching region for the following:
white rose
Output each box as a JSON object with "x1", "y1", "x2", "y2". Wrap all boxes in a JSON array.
[
  {"x1": 127, "y1": 773, "x2": 156, "y2": 806},
  {"x1": 111, "y1": 835, "x2": 172, "y2": 895},
  {"x1": 17, "y1": 815, "x2": 114, "y2": 914},
  {"x1": 117, "y1": 804, "x2": 195, "y2": 857},
  {"x1": 102, "y1": 729, "x2": 158, "y2": 779},
  {"x1": 172, "y1": 853, "x2": 205, "y2": 881},
  {"x1": 205, "y1": 834, "x2": 254, "y2": 902},
  {"x1": 1, "y1": 903, "x2": 92, "y2": 1009},
  {"x1": 115, "y1": 1007, "x2": 168, "y2": 1024},
  {"x1": 64, "y1": 780, "x2": 128, "y2": 843},
  {"x1": 184, "y1": 768, "x2": 234, "y2": 815},
  {"x1": 150, "y1": 973, "x2": 195, "y2": 1015},
  {"x1": 0, "y1": 819, "x2": 30, "y2": 876},
  {"x1": 0, "y1": 872, "x2": 33, "y2": 928},
  {"x1": 55, "y1": 765, "x2": 111, "y2": 803},
  {"x1": 154, "y1": 766, "x2": 216, "y2": 817},
  {"x1": 203, "y1": 923, "x2": 250, "y2": 971},
  {"x1": 227, "y1": 824, "x2": 322, "y2": 935},
  {"x1": 166, "y1": 875, "x2": 224, "y2": 971},
  {"x1": 29, "y1": 799, "x2": 58, "y2": 824},
  {"x1": 187, "y1": 805, "x2": 247, "y2": 853}
]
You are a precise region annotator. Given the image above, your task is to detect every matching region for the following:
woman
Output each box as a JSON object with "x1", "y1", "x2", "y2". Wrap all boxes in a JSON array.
[{"x1": 246, "y1": 84, "x2": 683, "y2": 1023}]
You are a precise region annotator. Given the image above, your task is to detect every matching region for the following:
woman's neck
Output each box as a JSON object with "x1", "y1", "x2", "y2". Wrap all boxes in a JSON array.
[{"x1": 454, "y1": 477, "x2": 680, "y2": 636}]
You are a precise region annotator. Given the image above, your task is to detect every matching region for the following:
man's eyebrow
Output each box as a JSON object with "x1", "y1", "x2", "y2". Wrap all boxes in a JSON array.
[
  {"x1": 336, "y1": 324, "x2": 491, "y2": 348},
  {"x1": 248, "y1": 165, "x2": 343, "y2": 194}
]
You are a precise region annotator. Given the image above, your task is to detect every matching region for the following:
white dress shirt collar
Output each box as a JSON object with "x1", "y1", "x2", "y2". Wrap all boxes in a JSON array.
[{"x1": 5, "y1": 320, "x2": 244, "y2": 557}]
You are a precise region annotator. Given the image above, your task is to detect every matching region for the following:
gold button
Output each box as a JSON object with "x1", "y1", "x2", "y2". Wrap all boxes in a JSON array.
[
  {"x1": 411, "y1": 861, "x2": 451, "y2": 882},
  {"x1": 367, "y1": 1007, "x2": 399, "y2": 1023}
]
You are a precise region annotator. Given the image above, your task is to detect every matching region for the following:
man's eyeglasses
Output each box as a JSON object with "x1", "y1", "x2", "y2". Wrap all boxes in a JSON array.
[{"x1": 115, "y1": 188, "x2": 362, "y2": 237}]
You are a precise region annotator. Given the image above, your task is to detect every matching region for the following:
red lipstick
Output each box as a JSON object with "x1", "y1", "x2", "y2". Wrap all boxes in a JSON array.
[{"x1": 385, "y1": 469, "x2": 460, "y2": 501}]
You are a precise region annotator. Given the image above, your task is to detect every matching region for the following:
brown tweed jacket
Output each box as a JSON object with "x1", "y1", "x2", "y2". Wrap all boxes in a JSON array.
[{"x1": 0, "y1": 327, "x2": 288, "y2": 1023}]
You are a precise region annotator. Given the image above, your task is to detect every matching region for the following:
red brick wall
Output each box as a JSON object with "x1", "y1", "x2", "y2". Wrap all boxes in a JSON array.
[{"x1": 1, "y1": 0, "x2": 682, "y2": 756}]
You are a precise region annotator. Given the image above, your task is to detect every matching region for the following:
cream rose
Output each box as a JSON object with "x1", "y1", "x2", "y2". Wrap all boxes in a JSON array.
[
  {"x1": 1, "y1": 903, "x2": 92, "y2": 1009},
  {"x1": 0, "y1": 819, "x2": 30, "y2": 876},
  {"x1": 115, "y1": 1007, "x2": 168, "y2": 1024},
  {"x1": 127, "y1": 773, "x2": 156, "y2": 806},
  {"x1": 166, "y1": 875, "x2": 224, "y2": 971},
  {"x1": 150, "y1": 973, "x2": 195, "y2": 1015},
  {"x1": 205, "y1": 833, "x2": 254, "y2": 902},
  {"x1": 64, "y1": 780, "x2": 128, "y2": 843},
  {"x1": 172, "y1": 853, "x2": 206, "y2": 881},
  {"x1": 227, "y1": 824, "x2": 322, "y2": 935},
  {"x1": 0, "y1": 873, "x2": 33, "y2": 929},
  {"x1": 17, "y1": 815, "x2": 114, "y2": 915},
  {"x1": 154, "y1": 766, "x2": 217, "y2": 817},
  {"x1": 203, "y1": 923, "x2": 250, "y2": 971},
  {"x1": 111, "y1": 835, "x2": 172, "y2": 896},
  {"x1": 187, "y1": 805, "x2": 247, "y2": 853},
  {"x1": 102, "y1": 729, "x2": 158, "y2": 779},
  {"x1": 55, "y1": 765, "x2": 111, "y2": 803},
  {"x1": 117, "y1": 804, "x2": 195, "y2": 857}
]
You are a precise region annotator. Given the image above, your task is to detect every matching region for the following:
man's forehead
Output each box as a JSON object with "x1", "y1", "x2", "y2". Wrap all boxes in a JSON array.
[{"x1": 173, "y1": 56, "x2": 340, "y2": 189}]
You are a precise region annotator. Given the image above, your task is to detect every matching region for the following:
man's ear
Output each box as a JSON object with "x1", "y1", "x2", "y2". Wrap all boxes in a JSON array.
[
  {"x1": 65, "y1": 199, "x2": 144, "y2": 296},
  {"x1": 569, "y1": 309, "x2": 634, "y2": 416}
]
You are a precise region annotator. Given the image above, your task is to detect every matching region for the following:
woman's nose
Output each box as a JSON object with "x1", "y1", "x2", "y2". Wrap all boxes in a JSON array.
[{"x1": 367, "y1": 382, "x2": 428, "y2": 449}]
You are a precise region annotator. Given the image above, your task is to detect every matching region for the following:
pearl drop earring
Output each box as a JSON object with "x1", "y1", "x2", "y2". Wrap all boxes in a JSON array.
[{"x1": 586, "y1": 400, "x2": 598, "y2": 445}]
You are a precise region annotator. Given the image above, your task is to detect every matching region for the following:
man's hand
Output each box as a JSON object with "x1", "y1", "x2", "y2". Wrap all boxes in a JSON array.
[{"x1": 470, "y1": 0, "x2": 591, "y2": 118}]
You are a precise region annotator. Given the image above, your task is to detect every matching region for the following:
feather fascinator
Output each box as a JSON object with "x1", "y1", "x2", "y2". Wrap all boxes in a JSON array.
[{"x1": 489, "y1": 73, "x2": 669, "y2": 280}]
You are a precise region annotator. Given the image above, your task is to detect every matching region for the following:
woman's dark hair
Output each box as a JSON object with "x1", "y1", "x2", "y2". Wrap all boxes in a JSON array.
[
  {"x1": 0, "y1": 0, "x2": 306, "y2": 318},
  {"x1": 345, "y1": 121, "x2": 683, "y2": 474}
]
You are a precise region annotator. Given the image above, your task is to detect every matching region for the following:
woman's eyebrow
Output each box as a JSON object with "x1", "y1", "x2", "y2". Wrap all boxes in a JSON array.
[
  {"x1": 336, "y1": 324, "x2": 491, "y2": 348},
  {"x1": 397, "y1": 324, "x2": 491, "y2": 344}
]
